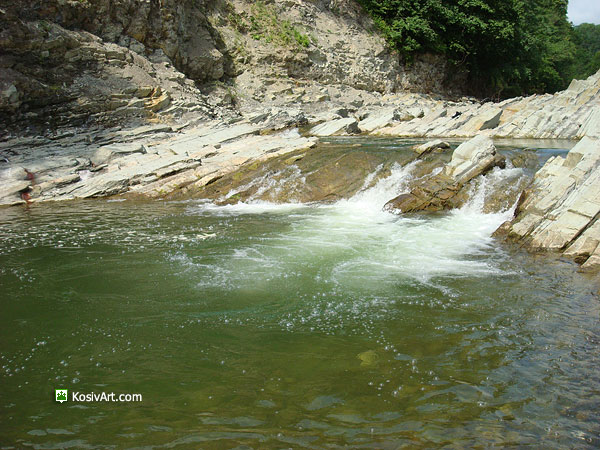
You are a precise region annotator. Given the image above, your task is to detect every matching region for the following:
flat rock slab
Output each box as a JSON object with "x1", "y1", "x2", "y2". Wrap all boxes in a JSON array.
[
  {"x1": 91, "y1": 143, "x2": 146, "y2": 166},
  {"x1": 358, "y1": 109, "x2": 398, "y2": 133},
  {"x1": 309, "y1": 118, "x2": 358, "y2": 136}
]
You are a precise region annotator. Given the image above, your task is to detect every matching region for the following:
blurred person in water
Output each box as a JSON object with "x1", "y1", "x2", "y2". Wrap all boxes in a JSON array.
[{"x1": 21, "y1": 168, "x2": 35, "y2": 205}]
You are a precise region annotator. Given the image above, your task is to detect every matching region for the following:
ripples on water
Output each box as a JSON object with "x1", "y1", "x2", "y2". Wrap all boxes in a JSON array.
[{"x1": 0, "y1": 143, "x2": 599, "y2": 448}]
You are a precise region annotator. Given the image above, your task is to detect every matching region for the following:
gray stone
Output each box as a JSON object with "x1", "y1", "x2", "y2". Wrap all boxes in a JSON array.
[
  {"x1": 358, "y1": 109, "x2": 398, "y2": 133},
  {"x1": 444, "y1": 135, "x2": 503, "y2": 183},
  {"x1": 91, "y1": 144, "x2": 146, "y2": 166},
  {"x1": 502, "y1": 136, "x2": 600, "y2": 268},
  {"x1": 309, "y1": 118, "x2": 359, "y2": 136},
  {"x1": 414, "y1": 139, "x2": 450, "y2": 156}
]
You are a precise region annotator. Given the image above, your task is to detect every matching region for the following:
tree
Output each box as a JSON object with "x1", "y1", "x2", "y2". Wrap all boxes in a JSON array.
[
  {"x1": 355, "y1": 0, "x2": 579, "y2": 97},
  {"x1": 571, "y1": 23, "x2": 600, "y2": 80}
]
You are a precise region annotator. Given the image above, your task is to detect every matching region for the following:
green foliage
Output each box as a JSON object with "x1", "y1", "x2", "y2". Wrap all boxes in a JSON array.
[
  {"x1": 570, "y1": 23, "x2": 600, "y2": 80},
  {"x1": 228, "y1": 1, "x2": 311, "y2": 50},
  {"x1": 355, "y1": 0, "x2": 582, "y2": 97}
]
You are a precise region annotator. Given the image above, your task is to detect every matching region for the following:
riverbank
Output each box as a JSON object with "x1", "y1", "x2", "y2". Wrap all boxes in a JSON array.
[{"x1": 1, "y1": 69, "x2": 598, "y2": 207}]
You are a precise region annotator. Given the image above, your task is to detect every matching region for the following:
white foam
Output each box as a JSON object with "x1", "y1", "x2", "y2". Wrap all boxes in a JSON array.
[
  {"x1": 193, "y1": 200, "x2": 309, "y2": 215},
  {"x1": 179, "y1": 160, "x2": 524, "y2": 288}
]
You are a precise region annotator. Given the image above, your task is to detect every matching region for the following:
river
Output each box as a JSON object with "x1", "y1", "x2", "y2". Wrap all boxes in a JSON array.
[{"x1": 1, "y1": 138, "x2": 599, "y2": 448}]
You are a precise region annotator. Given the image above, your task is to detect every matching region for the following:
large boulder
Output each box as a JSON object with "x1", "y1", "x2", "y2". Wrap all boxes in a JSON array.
[
  {"x1": 384, "y1": 135, "x2": 505, "y2": 213},
  {"x1": 444, "y1": 134, "x2": 504, "y2": 182}
]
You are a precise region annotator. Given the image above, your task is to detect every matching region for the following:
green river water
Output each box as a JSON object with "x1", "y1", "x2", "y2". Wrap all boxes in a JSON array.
[{"x1": 1, "y1": 139, "x2": 599, "y2": 449}]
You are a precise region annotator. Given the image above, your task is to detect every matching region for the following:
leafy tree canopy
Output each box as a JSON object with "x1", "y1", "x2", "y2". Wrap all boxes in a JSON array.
[
  {"x1": 571, "y1": 23, "x2": 600, "y2": 80},
  {"x1": 355, "y1": 0, "x2": 596, "y2": 98}
]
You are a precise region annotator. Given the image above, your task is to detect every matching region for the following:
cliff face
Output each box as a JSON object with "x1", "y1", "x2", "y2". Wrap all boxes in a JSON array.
[
  {"x1": 0, "y1": 1, "x2": 234, "y2": 132},
  {"x1": 0, "y1": 0, "x2": 453, "y2": 133},
  {"x1": 8, "y1": 0, "x2": 234, "y2": 83}
]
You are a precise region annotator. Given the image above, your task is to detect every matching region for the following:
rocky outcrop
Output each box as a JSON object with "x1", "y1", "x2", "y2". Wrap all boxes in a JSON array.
[
  {"x1": 376, "y1": 70, "x2": 600, "y2": 140},
  {"x1": 0, "y1": 7, "x2": 238, "y2": 133},
  {"x1": 384, "y1": 135, "x2": 505, "y2": 213},
  {"x1": 223, "y1": 1, "x2": 456, "y2": 95},
  {"x1": 413, "y1": 139, "x2": 450, "y2": 156},
  {"x1": 499, "y1": 136, "x2": 600, "y2": 270},
  {"x1": 8, "y1": 0, "x2": 234, "y2": 84},
  {"x1": 0, "y1": 121, "x2": 316, "y2": 205},
  {"x1": 180, "y1": 138, "x2": 415, "y2": 204},
  {"x1": 0, "y1": 0, "x2": 460, "y2": 133},
  {"x1": 3, "y1": 0, "x2": 597, "y2": 141}
]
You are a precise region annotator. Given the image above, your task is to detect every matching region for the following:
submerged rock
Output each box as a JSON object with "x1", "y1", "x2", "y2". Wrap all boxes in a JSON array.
[
  {"x1": 357, "y1": 350, "x2": 379, "y2": 367},
  {"x1": 188, "y1": 142, "x2": 412, "y2": 204},
  {"x1": 500, "y1": 136, "x2": 600, "y2": 270},
  {"x1": 384, "y1": 135, "x2": 505, "y2": 213}
]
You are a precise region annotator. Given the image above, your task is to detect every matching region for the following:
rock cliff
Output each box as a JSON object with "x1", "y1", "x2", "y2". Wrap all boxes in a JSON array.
[{"x1": 0, "y1": 0, "x2": 455, "y2": 133}]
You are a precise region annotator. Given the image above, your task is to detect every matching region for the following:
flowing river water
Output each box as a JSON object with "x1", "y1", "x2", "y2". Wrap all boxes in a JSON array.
[{"x1": 0, "y1": 138, "x2": 599, "y2": 448}]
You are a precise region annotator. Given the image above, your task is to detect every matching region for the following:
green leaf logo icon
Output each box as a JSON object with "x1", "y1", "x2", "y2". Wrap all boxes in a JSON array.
[{"x1": 55, "y1": 389, "x2": 68, "y2": 403}]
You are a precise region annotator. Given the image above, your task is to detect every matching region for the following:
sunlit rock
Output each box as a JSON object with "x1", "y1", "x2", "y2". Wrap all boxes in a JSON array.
[
  {"x1": 309, "y1": 118, "x2": 359, "y2": 137},
  {"x1": 501, "y1": 136, "x2": 600, "y2": 269},
  {"x1": 413, "y1": 139, "x2": 450, "y2": 156},
  {"x1": 384, "y1": 135, "x2": 505, "y2": 213}
]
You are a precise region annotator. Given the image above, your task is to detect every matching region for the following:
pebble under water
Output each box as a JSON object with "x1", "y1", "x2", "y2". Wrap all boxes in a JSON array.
[{"x1": 0, "y1": 140, "x2": 599, "y2": 449}]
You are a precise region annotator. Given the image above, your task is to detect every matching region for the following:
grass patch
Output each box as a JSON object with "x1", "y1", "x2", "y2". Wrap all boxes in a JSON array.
[{"x1": 228, "y1": 1, "x2": 311, "y2": 50}]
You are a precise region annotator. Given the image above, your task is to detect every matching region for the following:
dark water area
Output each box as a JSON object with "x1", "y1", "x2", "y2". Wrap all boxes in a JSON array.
[{"x1": 0, "y1": 138, "x2": 599, "y2": 449}]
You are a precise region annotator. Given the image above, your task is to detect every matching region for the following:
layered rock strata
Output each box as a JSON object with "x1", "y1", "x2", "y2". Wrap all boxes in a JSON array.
[
  {"x1": 499, "y1": 136, "x2": 600, "y2": 270},
  {"x1": 0, "y1": 122, "x2": 316, "y2": 206}
]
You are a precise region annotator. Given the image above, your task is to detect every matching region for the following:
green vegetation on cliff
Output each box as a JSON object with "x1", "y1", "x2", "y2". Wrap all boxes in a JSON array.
[
  {"x1": 571, "y1": 23, "x2": 600, "y2": 80},
  {"x1": 355, "y1": 0, "x2": 598, "y2": 97}
]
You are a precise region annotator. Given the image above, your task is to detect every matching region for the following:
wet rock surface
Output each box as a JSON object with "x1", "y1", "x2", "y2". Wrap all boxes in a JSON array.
[
  {"x1": 185, "y1": 139, "x2": 417, "y2": 204},
  {"x1": 384, "y1": 135, "x2": 505, "y2": 213}
]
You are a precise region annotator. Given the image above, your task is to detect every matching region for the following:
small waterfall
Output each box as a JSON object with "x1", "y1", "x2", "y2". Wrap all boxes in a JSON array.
[
  {"x1": 461, "y1": 164, "x2": 528, "y2": 216},
  {"x1": 344, "y1": 161, "x2": 419, "y2": 209},
  {"x1": 187, "y1": 150, "x2": 529, "y2": 284},
  {"x1": 221, "y1": 165, "x2": 306, "y2": 204}
]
